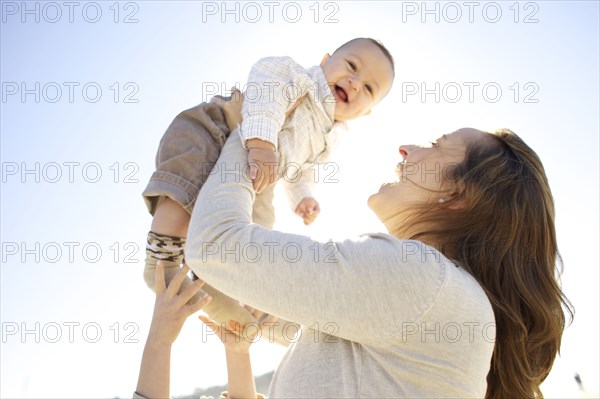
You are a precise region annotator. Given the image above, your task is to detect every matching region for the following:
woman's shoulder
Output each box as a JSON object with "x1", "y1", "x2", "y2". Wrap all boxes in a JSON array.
[
  {"x1": 352, "y1": 233, "x2": 491, "y2": 311},
  {"x1": 353, "y1": 234, "x2": 494, "y2": 335},
  {"x1": 353, "y1": 233, "x2": 455, "y2": 271},
  {"x1": 338, "y1": 233, "x2": 453, "y2": 303}
]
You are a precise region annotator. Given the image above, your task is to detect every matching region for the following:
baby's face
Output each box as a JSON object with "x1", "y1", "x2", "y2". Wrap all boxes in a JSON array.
[{"x1": 320, "y1": 39, "x2": 394, "y2": 122}]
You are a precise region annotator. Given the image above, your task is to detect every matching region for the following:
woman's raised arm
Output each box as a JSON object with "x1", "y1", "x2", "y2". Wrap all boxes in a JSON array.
[{"x1": 186, "y1": 133, "x2": 447, "y2": 344}]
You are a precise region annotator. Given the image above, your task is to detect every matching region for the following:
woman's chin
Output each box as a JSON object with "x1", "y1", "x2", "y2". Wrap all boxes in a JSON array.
[
  {"x1": 367, "y1": 192, "x2": 384, "y2": 217},
  {"x1": 367, "y1": 191, "x2": 378, "y2": 209}
]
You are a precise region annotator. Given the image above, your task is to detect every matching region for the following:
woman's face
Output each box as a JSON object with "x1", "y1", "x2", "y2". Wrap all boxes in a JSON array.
[{"x1": 368, "y1": 128, "x2": 487, "y2": 225}]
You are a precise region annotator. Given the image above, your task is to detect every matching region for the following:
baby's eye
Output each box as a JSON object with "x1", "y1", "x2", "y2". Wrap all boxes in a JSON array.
[
  {"x1": 347, "y1": 60, "x2": 357, "y2": 71},
  {"x1": 365, "y1": 84, "x2": 373, "y2": 95}
]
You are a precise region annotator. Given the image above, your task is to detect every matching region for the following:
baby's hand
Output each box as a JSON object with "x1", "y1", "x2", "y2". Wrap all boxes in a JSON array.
[
  {"x1": 247, "y1": 138, "x2": 278, "y2": 194},
  {"x1": 295, "y1": 197, "x2": 320, "y2": 225}
]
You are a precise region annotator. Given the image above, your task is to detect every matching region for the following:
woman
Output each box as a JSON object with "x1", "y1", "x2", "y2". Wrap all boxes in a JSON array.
[{"x1": 186, "y1": 127, "x2": 572, "y2": 398}]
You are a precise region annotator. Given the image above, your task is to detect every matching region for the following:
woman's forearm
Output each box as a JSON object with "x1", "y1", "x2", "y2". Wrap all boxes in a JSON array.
[
  {"x1": 225, "y1": 349, "x2": 256, "y2": 399},
  {"x1": 136, "y1": 339, "x2": 171, "y2": 399}
]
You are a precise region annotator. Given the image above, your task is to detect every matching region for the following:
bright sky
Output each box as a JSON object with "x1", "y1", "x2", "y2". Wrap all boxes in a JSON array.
[{"x1": 1, "y1": 1, "x2": 598, "y2": 398}]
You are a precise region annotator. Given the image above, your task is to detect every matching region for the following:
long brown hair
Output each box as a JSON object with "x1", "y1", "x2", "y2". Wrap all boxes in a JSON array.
[{"x1": 404, "y1": 129, "x2": 573, "y2": 398}]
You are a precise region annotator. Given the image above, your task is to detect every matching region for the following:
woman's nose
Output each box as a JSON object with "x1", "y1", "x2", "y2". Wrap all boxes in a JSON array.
[{"x1": 399, "y1": 145, "x2": 410, "y2": 159}]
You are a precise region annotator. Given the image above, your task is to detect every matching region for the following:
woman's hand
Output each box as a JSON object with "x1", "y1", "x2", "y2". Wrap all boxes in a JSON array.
[
  {"x1": 148, "y1": 261, "x2": 212, "y2": 346},
  {"x1": 200, "y1": 305, "x2": 276, "y2": 399},
  {"x1": 199, "y1": 307, "x2": 278, "y2": 354},
  {"x1": 199, "y1": 308, "x2": 278, "y2": 399},
  {"x1": 244, "y1": 305, "x2": 279, "y2": 325},
  {"x1": 136, "y1": 262, "x2": 212, "y2": 399}
]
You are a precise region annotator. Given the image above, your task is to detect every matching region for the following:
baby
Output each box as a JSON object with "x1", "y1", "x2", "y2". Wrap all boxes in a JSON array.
[{"x1": 142, "y1": 37, "x2": 395, "y2": 330}]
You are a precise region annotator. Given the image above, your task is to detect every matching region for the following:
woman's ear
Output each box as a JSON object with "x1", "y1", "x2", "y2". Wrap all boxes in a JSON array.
[
  {"x1": 446, "y1": 196, "x2": 465, "y2": 210},
  {"x1": 443, "y1": 181, "x2": 466, "y2": 210},
  {"x1": 447, "y1": 186, "x2": 467, "y2": 210},
  {"x1": 320, "y1": 53, "x2": 331, "y2": 66}
]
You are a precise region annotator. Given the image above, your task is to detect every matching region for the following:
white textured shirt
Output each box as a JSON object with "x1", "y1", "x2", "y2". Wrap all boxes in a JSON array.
[
  {"x1": 240, "y1": 56, "x2": 346, "y2": 209},
  {"x1": 187, "y1": 134, "x2": 496, "y2": 398}
]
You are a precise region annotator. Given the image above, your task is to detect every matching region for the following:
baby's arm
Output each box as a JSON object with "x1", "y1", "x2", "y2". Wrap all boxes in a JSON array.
[
  {"x1": 295, "y1": 197, "x2": 320, "y2": 225},
  {"x1": 241, "y1": 56, "x2": 311, "y2": 149},
  {"x1": 241, "y1": 57, "x2": 313, "y2": 192},
  {"x1": 283, "y1": 133, "x2": 340, "y2": 224},
  {"x1": 210, "y1": 88, "x2": 278, "y2": 193},
  {"x1": 282, "y1": 162, "x2": 321, "y2": 225},
  {"x1": 246, "y1": 138, "x2": 278, "y2": 194}
]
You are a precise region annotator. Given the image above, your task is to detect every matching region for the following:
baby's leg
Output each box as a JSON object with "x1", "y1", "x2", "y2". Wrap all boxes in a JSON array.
[
  {"x1": 142, "y1": 99, "x2": 256, "y2": 333},
  {"x1": 151, "y1": 196, "x2": 190, "y2": 237},
  {"x1": 143, "y1": 197, "x2": 192, "y2": 295}
]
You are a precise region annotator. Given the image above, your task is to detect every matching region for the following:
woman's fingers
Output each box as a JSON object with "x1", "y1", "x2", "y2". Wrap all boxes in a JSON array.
[
  {"x1": 259, "y1": 314, "x2": 279, "y2": 327},
  {"x1": 200, "y1": 315, "x2": 281, "y2": 346},
  {"x1": 243, "y1": 304, "x2": 261, "y2": 319},
  {"x1": 243, "y1": 305, "x2": 279, "y2": 326},
  {"x1": 227, "y1": 320, "x2": 245, "y2": 336},
  {"x1": 186, "y1": 293, "x2": 212, "y2": 316},
  {"x1": 253, "y1": 169, "x2": 268, "y2": 193},
  {"x1": 249, "y1": 162, "x2": 259, "y2": 181},
  {"x1": 179, "y1": 279, "x2": 211, "y2": 312},
  {"x1": 253, "y1": 165, "x2": 274, "y2": 194},
  {"x1": 165, "y1": 264, "x2": 190, "y2": 297},
  {"x1": 199, "y1": 315, "x2": 221, "y2": 334},
  {"x1": 199, "y1": 315, "x2": 232, "y2": 343},
  {"x1": 154, "y1": 261, "x2": 167, "y2": 295},
  {"x1": 178, "y1": 277, "x2": 206, "y2": 303}
]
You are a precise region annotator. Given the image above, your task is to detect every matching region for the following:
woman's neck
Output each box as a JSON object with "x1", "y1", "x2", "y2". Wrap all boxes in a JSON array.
[{"x1": 385, "y1": 218, "x2": 445, "y2": 255}]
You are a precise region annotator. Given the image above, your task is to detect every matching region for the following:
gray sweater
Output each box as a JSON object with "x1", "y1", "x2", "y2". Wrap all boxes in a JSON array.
[{"x1": 187, "y1": 133, "x2": 495, "y2": 398}]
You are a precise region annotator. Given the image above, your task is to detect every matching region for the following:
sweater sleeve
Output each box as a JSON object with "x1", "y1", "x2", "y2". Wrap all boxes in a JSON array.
[
  {"x1": 186, "y1": 134, "x2": 449, "y2": 345},
  {"x1": 240, "y1": 56, "x2": 313, "y2": 150}
]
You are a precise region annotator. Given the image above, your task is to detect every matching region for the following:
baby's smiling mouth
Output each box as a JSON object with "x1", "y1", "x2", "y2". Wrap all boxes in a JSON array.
[{"x1": 334, "y1": 85, "x2": 348, "y2": 103}]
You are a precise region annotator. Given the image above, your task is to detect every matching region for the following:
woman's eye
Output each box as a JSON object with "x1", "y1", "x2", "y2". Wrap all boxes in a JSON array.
[
  {"x1": 347, "y1": 60, "x2": 357, "y2": 71},
  {"x1": 430, "y1": 141, "x2": 438, "y2": 147}
]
